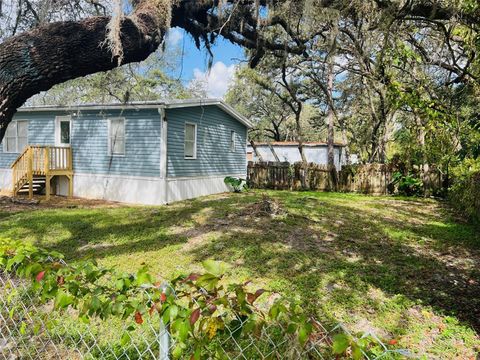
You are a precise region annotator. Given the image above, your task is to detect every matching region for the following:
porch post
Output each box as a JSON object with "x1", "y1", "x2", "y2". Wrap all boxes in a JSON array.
[
  {"x1": 45, "y1": 175, "x2": 51, "y2": 201},
  {"x1": 27, "y1": 148, "x2": 33, "y2": 199}
]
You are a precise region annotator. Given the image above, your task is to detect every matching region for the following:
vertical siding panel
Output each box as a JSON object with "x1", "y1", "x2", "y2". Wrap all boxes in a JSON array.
[
  {"x1": 0, "y1": 109, "x2": 161, "y2": 178},
  {"x1": 71, "y1": 109, "x2": 161, "y2": 177},
  {"x1": 0, "y1": 113, "x2": 55, "y2": 168},
  {"x1": 166, "y1": 106, "x2": 248, "y2": 178}
]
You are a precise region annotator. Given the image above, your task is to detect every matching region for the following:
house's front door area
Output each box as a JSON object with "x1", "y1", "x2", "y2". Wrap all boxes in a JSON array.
[{"x1": 55, "y1": 116, "x2": 71, "y2": 147}]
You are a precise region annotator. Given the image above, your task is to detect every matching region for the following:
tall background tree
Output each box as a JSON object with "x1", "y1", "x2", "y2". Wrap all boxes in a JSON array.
[{"x1": 0, "y1": 0, "x2": 479, "y2": 147}]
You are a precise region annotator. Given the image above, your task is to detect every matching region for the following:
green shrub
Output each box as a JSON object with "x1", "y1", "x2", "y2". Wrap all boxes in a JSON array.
[
  {"x1": 0, "y1": 239, "x2": 401, "y2": 359},
  {"x1": 224, "y1": 176, "x2": 248, "y2": 193},
  {"x1": 391, "y1": 172, "x2": 424, "y2": 196},
  {"x1": 449, "y1": 159, "x2": 480, "y2": 222}
]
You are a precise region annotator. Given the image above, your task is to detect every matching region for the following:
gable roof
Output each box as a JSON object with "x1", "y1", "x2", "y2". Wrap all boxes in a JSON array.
[{"x1": 17, "y1": 99, "x2": 253, "y2": 128}]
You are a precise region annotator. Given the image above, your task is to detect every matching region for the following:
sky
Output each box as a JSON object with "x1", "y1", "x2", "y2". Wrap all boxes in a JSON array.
[{"x1": 165, "y1": 27, "x2": 246, "y2": 99}]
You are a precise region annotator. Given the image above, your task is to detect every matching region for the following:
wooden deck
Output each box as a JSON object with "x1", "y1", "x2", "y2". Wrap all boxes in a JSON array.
[{"x1": 11, "y1": 146, "x2": 73, "y2": 199}]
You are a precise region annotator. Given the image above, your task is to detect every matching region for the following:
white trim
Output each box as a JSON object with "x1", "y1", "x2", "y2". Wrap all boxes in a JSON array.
[
  {"x1": 61, "y1": 172, "x2": 247, "y2": 205},
  {"x1": 184, "y1": 122, "x2": 197, "y2": 160},
  {"x1": 166, "y1": 173, "x2": 246, "y2": 203},
  {"x1": 3, "y1": 120, "x2": 29, "y2": 154},
  {"x1": 71, "y1": 173, "x2": 164, "y2": 205},
  {"x1": 17, "y1": 99, "x2": 253, "y2": 129},
  {"x1": 55, "y1": 116, "x2": 72, "y2": 147},
  {"x1": 108, "y1": 117, "x2": 126, "y2": 156},
  {"x1": 163, "y1": 101, "x2": 253, "y2": 128},
  {"x1": 0, "y1": 168, "x2": 12, "y2": 194}
]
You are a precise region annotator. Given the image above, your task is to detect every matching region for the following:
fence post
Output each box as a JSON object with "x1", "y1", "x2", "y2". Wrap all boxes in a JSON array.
[
  {"x1": 159, "y1": 319, "x2": 169, "y2": 360},
  {"x1": 159, "y1": 283, "x2": 171, "y2": 360}
]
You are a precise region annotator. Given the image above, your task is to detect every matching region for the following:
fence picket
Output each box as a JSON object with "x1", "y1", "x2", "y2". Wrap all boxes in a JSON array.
[{"x1": 247, "y1": 162, "x2": 443, "y2": 195}]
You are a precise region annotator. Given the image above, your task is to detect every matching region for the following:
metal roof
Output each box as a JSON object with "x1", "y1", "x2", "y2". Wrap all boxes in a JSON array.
[{"x1": 17, "y1": 99, "x2": 253, "y2": 128}]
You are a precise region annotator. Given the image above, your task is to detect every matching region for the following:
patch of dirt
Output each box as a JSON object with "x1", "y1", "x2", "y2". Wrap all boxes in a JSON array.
[
  {"x1": 351, "y1": 318, "x2": 391, "y2": 340},
  {"x1": 239, "y1": 195, "x2": 286, "y2": 218},
  {"x1": 0, "y1": 195, "x2": 121, "y2": 213}
]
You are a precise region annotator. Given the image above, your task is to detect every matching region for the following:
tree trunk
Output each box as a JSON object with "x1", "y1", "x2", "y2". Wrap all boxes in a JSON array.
[
  {"x1": 415, "y1": 113, "x2": 429, "y2": 196},
  {"x1": 294, "y1": 109, "x2": 307, "y2": 163},
  {"x1": 379, "y1": 121, "x2": 388, "y2": 164},
  {"x1": 341, "y1": 126, "x2": 351, "y2": 165},
  {"x1": 0, "y1": 2, "x2": 167, "y2": 140},
  {"x1": 250, "y1": 140, "x2": 263, "y2": 162},
  {"x1": 326, "y1": 55, "x2": 335, "y2": 169},
  {"x1": 326, "y1": 51, "x2": 339, "y2": 190},
  {"x1": 268, "y1": 142, "x2": 281, "y2": 162},
  {"x1": 337, "y1": 115, "x2": 351, "y2": 165},
  {"x1": 272, "y1": 122, "x2": 282, "y2": 141}
]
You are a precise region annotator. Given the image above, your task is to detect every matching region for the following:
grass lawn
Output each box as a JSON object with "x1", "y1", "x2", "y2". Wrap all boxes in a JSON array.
[{"x1": 1, "y1": 191, "x2": 479, "y2": 358}]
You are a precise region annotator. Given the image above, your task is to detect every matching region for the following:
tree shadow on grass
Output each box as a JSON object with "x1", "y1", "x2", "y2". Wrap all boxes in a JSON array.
[
  {"x1": 1, "y1": 191, "x2": 479, "y2": 334},
  {"x1": 184, "y1": 193, "x2": 480, "y2": 333},
  {"x1": 0, "y1": 193, "x2": 259, "y2": 266}
]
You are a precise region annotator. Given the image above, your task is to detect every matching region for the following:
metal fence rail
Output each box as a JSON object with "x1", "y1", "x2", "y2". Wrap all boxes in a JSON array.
[{"x1": 0, "y1": 270, "x2": 409, "y2": 360}]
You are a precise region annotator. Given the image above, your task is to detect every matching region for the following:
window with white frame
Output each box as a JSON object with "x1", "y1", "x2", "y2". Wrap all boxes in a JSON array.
[
  {"x1": 109, "y1": 118, "x2": 125, "y2": 155},
  {"x1": 55, "y1": 116, "x2": 71, "y2": 146},
  {"x1": 230, "y1": 130, "x2": 236, "y2": 152},
  {"x1": 184, "y1": 122, "x2": 197, "y2": 159},
  {"x1": 3, "y1": 121, "x2": 28, "y2": 153}
]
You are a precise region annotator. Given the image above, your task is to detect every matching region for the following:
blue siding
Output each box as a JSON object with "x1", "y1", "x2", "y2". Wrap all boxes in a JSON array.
[
  {"x1": 0, "y1": 109, "x2": 161, "y2": 177},
  {"x1": 0, "y1": 105, "x2": 248, "y2": 179},
  {"x1": 0, "y1": 112, "x2": 55, "y2": 168},
  {"x1": 166, "y1": 106, "x2": 247, "y2": 177},
  {"x1": 72, "y1": 109, "x2": 161, "y2": 177}
]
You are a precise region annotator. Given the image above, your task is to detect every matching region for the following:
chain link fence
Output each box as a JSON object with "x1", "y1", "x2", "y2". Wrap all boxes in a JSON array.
[{"x1": 0, "y1": 268, "x2": 410, "y2": 360}]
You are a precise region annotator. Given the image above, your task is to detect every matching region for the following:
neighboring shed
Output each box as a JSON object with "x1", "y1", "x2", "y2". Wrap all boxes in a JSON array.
[
  {"x1": 0, "y1": 99, "x2": 251, "y2": 205},
  {"x1": 247, "y1": 142, "x2": 349, "y2": 170}
]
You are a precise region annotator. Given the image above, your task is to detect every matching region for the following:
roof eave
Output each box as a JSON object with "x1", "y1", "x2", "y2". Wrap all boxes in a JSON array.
[
  {"x1": 16, "y1": 99, "x2": 253, "y2": 129},
  {"x1": 163, "y1": 99, "x2": 253, "y2": 128}
]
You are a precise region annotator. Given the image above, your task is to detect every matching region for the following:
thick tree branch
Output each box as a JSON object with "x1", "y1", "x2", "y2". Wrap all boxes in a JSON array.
[{"x1": 0, "y1": 2, "x2": 165, "y2": 140}]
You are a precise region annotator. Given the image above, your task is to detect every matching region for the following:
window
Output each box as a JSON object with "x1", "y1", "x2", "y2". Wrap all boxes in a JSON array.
[
  {"x1": 3, "y1": 121, "x2": 28, "y2": 153},
  {"x1": 184, "y1": 123, "x2": 197, "y2": 159},
  {"x1": 230, "y1": 131, "x2": 236, "y2": 152},
  {"x1": 60, "y1": 120, "x2": 70, "y2": 144},
  {"x1": 55, "y1": 116, "x2": 71, "y2": 146},
  {"x1": 109, "y1": 118, "x2": 125, "y2": 155}
]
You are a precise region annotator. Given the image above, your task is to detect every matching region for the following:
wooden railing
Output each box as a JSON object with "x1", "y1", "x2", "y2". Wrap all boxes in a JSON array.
[{"x1": 11, "y1": 146, "x2": 73, "y2": 198}]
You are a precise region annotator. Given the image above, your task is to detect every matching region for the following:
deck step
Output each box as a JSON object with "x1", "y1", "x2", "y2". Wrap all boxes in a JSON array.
[{"x1": 16, "y1": 176, "x2": 46, "y2": 195}]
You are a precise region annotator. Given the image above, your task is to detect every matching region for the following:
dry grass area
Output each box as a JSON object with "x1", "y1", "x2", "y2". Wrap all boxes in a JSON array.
[
  {"x1": 0, "y1": 195, "x2": 120, "y2": 211},
  {"x1": 0, "y1": 191, "x2": 479, "y2": 358}
]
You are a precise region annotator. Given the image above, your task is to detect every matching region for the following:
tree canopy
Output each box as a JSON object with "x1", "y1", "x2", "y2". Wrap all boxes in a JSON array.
[{"x1": 0, "y1": 0, "x2": 479, "y2": 145}]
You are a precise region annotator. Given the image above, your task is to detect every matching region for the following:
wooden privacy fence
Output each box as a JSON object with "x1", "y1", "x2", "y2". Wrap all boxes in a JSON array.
[{"x1": 247, "y1": 162, "x2": 442, "y2": 195}]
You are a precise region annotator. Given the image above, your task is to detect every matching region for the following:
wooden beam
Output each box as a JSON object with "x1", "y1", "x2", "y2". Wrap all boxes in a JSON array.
[
  {"x1": 27, "y1": 148, "x2": 33, "y2": 199},
  {"x1": 250, "y1": 140, "x2": 264, "y2": 162},
  {"x1": 267, "y1": 143, "x2": 280, "y2": 162},
  {"x1": 68, "y1": 175, "x2": 73, "y2": 198},
  {"x1": 46, "y1": 175, "x2": 51, "y2": 201}
]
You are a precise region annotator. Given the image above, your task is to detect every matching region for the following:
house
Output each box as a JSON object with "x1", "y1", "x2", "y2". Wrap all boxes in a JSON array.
[
  {"x1": 0, "y1": 99, "x2": 251, "y2": 205},
  {"x1": 247, "y1": 142, "x2": 353, "y2": 170}
]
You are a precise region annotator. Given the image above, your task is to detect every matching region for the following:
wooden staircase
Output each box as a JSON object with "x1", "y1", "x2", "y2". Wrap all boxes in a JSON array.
[
  {"x1": 11, "y1": 146, "x2": 73, "y2": 199},
  {"x1": 16, "y1": 175, "x2": 47, "y2": 196}
]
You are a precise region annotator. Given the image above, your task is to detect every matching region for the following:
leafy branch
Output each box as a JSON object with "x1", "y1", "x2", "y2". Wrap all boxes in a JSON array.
[{"x1": 0, "y1": 238, "x2": 397, "y2": 359}]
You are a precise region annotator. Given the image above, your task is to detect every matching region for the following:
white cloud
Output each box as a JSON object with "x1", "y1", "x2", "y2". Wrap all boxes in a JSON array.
[
  {"x1": 166, "y1": 27, "x2": 184, "y2": 46},
  {"x1": 191, "y1": 62, "x2": 237, "y2": 98}
]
